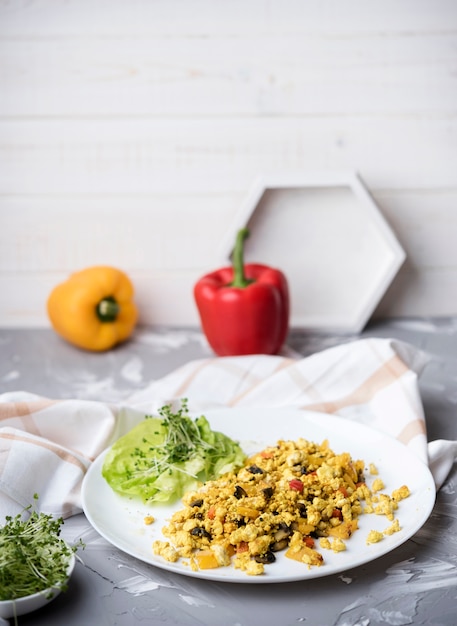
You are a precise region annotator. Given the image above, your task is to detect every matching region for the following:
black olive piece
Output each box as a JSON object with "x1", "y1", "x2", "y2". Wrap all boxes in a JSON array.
[
  {"x1": 274, "y1": 522, "x2": 292, "y2": 542},
  {"x1": 190, "y1": 527, "x2": 212, "y2": 540},
  {"x1": 235, "y1": 518, "x2": 246, "y2": 527},
  {"x1": 247, "y1": 465, "x2": 264, "y2": 475},
  {"x1": 234, "y1": 485, "x2": 247, "y2": 499},
  {"x1": 254, "y1": 551, "x2": 276, "y2": 564},
  {"x1": 297, "y1": 502, "x2": 307, "y2": 518},
  {"x1": 300, "y1": 466, "x2": 308, "y2": 475},
  {"x1": 189, "y1": 499, "x2": 204, "y2": 507},
  {"x1": 262, "y1": 487, "x2": 274, "y2": 499}
]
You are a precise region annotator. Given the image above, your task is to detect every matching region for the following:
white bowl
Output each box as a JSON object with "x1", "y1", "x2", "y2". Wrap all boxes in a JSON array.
[{"x1": 0, "y1": 551, "x2": 75, "y2": 619}]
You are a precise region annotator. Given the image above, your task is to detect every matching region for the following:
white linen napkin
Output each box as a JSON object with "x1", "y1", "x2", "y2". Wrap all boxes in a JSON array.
[{"x1": 0, "y1": 338, "x2": 455, "y2": 520}]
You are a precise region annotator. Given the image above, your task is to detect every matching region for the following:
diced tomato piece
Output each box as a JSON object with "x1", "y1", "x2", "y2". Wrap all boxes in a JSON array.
[
  {"x1": 332, "y1": 508, "x2": 343, "y2": 519},
  {"x1": 304, "y1": 536, "x2": 315, "y2": 548},
  {"x1": 260, "y1": 450, "x2": 274, "y2": 459},
  {"x1": 289, "y1": 479, "x2": 304, "y2": 493},
  {"x1": 338, "y1": 486, "x2": 349, "y2": 497},
  {"x1": 236, "y1": 541, "x2": 249, "y2": 553},
  {"x1": 207, "y1": 506, "x2": 216, "y2": 520}
]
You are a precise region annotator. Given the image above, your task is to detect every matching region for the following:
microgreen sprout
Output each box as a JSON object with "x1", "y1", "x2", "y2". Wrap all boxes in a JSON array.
[
  {"x1": 131, "y1": 399, "x2": 216, "y2": 479},
  {"x1": 157, "y1": 399, "x2": 214, "y2": 460},
  {"x1": 0, "y1": 495, "x2": 80, "y2": 602}
]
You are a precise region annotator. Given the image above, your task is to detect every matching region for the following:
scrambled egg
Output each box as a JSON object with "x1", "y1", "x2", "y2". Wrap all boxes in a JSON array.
[{"x1": 152, "y1": 438, "x2": 409, "y2": 576}]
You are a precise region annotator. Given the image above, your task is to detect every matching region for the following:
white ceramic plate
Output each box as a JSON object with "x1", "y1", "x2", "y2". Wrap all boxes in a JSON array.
[
  {"x1": 0, "y1": 550, "x2": 75, "y2": 619},
  {"x1": 81, "y1": 408, "x2": 435, "y2": 584}
]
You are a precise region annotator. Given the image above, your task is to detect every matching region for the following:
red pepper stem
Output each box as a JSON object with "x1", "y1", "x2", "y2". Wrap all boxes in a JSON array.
[{"x1": 230, "y1": 228, "x2": 254, "y2": 288}]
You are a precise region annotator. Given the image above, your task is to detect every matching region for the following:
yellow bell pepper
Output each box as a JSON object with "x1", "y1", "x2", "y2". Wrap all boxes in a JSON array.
[{"x1": 47, "y1": 266, "x2": 138, "y2": 351}]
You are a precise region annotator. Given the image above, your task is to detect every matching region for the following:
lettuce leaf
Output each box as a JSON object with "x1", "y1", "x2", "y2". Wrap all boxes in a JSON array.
[{"x1": 101, "y1": 401, "x2": 246, "y2": 504}]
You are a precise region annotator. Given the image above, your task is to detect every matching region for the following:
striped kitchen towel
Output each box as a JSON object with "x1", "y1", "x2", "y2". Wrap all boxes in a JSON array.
[{"x1": 0, "y1": 338, "x2": 455, "y2": 520}]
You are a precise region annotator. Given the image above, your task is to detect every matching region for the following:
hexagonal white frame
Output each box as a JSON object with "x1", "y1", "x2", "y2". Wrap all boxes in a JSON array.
[{"x1": 219, "y1": 171, "x2": 406, "y2": 333}]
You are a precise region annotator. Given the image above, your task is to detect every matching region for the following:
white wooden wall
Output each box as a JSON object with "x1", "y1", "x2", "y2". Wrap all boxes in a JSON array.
[{"x1": 1, "y1": 0, "x2": 457, "y2": 329}]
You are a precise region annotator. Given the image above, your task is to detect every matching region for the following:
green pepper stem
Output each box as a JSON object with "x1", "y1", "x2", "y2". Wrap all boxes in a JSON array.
[
  {"x1": 96, "y1": 296, "x2": 120, "y2": 322},
  {"x1": 230, "y1": 228, "x2": 254, "y2": 288}
]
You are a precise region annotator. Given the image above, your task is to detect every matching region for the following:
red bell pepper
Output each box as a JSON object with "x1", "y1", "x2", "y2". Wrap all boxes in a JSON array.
[{"x1": 193, "y1": 228, "x2": 290, "y2": 356}]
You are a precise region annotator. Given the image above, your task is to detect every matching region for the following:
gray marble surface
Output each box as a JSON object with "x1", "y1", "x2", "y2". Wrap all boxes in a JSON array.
[{"x1": 1, "y1": 318, "x2": 456, "y2": 626}]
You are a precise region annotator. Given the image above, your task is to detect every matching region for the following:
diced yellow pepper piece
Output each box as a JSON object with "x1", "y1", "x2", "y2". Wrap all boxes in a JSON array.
[
  {"x1": 327, "y1": 519, "x2": 358, "y2": 539},
  {"x1": 285, "y1": 544, "x2": 323, "y2": 566},
  {"x1": 195, "y1": 549, "x2": 220, "y2": 569},
  {"x1": 236, "y1": 506, "x2": 261, "y2": 519}
]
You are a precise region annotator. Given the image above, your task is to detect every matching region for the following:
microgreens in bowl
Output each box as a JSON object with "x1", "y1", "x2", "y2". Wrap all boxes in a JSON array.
[{"x1": 0, "y1": 496, "x2": 78, "y2": 603}]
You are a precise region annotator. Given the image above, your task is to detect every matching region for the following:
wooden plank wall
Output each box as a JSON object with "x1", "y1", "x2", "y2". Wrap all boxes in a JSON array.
[{"x1": 1, "y1": 0, "x2": 456, "y2": 328}]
